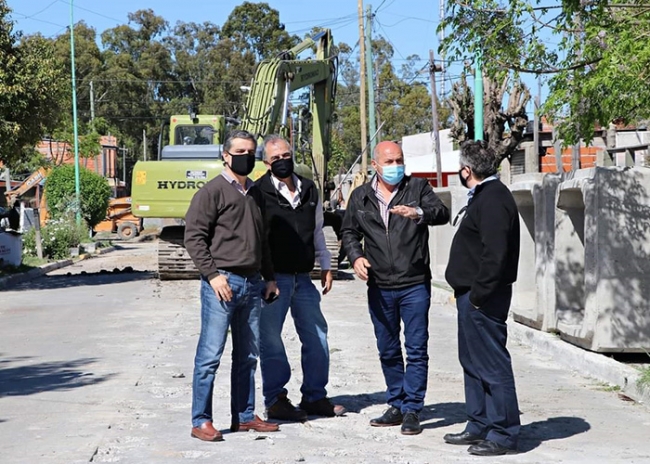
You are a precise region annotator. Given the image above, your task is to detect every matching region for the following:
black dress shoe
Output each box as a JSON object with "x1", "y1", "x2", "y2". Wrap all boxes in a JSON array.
[
  {"x1": 267, "y1": 395, "x2": 308, "y2": 422},
  {"x1": 468, "y1": 440, "x2": 517, "y2": 456},
  {"x1": 369, "y1": 406, "x2": 403, "y2": 427},
  {"x1": 400, "y1": 412, "x2": 421, "y2": 435},
  {"x1": 443, "y1": 430, "x2": 485, "y2": 445}
]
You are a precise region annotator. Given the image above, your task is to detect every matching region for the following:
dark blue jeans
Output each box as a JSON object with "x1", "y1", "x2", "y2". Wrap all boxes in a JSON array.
[
  {"x1": 260, "y1": 273, "x2": 329, "y2": 407},
  {"x1": 191, "y1": 272, "x2": 262, "y2": 428},
  {"x1": 367, "y1": 282, "x2": 431, "y2": 414},
  {"x1": 456, "y1": 287, "x2": 520, "y2": 449}
]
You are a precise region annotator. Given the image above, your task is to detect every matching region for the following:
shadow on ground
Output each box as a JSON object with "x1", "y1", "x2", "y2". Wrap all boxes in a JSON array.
[
  {"x1": 0, "y1": 356, "x2": 114, "y2": 397},
  {"x1": 518, "y1": 416, "x2": 591, "y2": 452},
  {"x1": 6, "y1": 269, "x2": 154, "y2": 292}
]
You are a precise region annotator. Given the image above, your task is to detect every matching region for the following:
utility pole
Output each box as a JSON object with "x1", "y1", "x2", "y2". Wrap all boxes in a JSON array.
[
  {"x1": 429, "y1": 50, "x2": 443, "y2": 188},
  {"x1": 365, "y1": 5, "x2": 377, "y2": 156},
  {"x1": 474, "y1": 52, "x2": 484, "y2": 141},
  {"x1": 90, "y1": 80, "x2": 95, "y2": 122},
  {"x1": 375, "y1": 59, "x2": 382, "y2": 143},
  {"x1": 69, "y1": 0, "x2": 81, "y2": 224},
  {"x1": 439, "y1": 0, "x2": 446, "y2": 98},
  {"x1": 534, "y1": 80, "x2": 541, "y2": 160},
  {"x1": 358, "y1": 0, "x2": 368, "y2": 174},
  {"x1": 143, "y1": 129, "x2": 147, "y2": 161}
]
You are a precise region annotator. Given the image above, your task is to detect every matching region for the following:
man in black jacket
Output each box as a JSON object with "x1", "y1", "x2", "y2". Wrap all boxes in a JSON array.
[
  {"x1": 444, "y1": 140, "x2": 521, "y2": 456},
  {"x1": 342, "y1": 141, "x2": 449, "y2": 435},
  {"x1": 255, "y1": 135, "x2": 345, "y2": 422}
]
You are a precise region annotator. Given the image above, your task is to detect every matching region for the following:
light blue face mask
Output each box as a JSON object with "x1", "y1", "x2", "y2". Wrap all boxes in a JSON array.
[{"x1": 379, "y1": 164, "x2": 405, "y2": 185}]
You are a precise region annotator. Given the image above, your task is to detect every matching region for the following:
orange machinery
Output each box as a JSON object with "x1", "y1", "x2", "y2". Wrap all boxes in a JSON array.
[
  {"x1": 93, "y1": 196, "x2": 143, "y2": 240},
  {"x1": 3, "y1": 167, "x2": 49, "y2": 226}
]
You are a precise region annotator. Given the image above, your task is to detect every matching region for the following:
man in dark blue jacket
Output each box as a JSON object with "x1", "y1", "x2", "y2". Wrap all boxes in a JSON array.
[
  {"x1": 444, "y1": 140, "x2": 521, "y2": 456},
  {"x1": 342, "y1": 141, "x2": 450, "y2": 435}
]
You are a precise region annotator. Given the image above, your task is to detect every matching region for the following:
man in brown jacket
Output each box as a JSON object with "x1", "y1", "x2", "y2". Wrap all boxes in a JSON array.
[{"x1": 184, "y1": 130, "x2": 279, "y2": 442}]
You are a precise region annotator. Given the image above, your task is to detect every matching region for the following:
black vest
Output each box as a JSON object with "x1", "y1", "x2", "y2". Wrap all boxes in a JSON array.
[{"x1": 256, "y1": 171, "x2": 318, "y2": 274}]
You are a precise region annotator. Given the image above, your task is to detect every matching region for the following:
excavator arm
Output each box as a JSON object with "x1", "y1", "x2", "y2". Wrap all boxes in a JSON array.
[
  {"x1": 240, "y1": 29, "x2": 336, "y2": 199},
  {"x1": 4, "y1": 168, "x2": 48, "y2": 207}
]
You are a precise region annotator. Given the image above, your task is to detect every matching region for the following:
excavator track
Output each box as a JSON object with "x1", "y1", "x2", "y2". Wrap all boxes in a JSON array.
[
  {"x1": 157, "y1": 225, "x2": 344, "y2": 281},
  {"x1": 157, "y1": 225, "x2": 199, "y2": 280}
]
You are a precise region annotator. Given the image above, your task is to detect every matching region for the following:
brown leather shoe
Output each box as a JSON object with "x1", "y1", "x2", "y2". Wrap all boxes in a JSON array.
[
  {"x1": 191, "y1": 421, "x2": 224, "y2": 442},
  {"x1": 231, "y1": 415, "x2": 280, "y2": 433}
]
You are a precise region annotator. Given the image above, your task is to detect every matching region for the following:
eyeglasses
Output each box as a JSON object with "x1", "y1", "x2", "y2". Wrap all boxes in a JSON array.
[{"x1": 268, "y1": 152, "x2": 292, "y2": 163}]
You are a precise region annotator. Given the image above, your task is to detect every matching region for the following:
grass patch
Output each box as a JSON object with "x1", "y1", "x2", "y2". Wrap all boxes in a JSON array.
[
  {"x1": 0, "y1": 256, "x2": 49, "y2": 277},
  {"x1": 431, "y1": 281, "x2": 452, "y2": 291},
  {"x1": 638, "y1": 367, "x2": 650, "y2": 392},
  {"x1": 593, "y1": 381, "x2": 621, "y2": 392}
]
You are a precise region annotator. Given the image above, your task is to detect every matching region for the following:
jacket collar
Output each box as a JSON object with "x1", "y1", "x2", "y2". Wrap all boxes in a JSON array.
[{"x1": 361, "y1": 174, "x2": 410, "y2": 207}]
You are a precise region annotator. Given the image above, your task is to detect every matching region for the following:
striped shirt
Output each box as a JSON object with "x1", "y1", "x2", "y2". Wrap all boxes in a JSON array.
[
  {"x1": 221, "y1": 170, "x2": 254, "y2": 195},
  {"x1": 372, "y1": 175, "x2": 399, "y2": 228}
]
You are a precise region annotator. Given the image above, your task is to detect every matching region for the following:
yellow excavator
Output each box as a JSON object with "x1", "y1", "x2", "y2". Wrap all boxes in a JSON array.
[{"x1": 131, "y1": 29, "x2": 337, "y2": 279}]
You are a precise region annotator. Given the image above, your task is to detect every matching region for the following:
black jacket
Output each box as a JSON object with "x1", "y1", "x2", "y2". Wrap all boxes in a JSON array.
[
  {"x1": 342, "y1": 175, "x2": 450, "y2": 289},
  {"x1": 255, "y1": 171, "x2": 319, "y2": 274},
  {"x1": 445, "y1": 179, "x2": 520, "y2": 307}
]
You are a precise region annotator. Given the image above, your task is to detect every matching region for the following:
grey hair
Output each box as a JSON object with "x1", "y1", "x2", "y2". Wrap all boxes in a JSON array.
[
  {"x1": 459, "y1": 140, "x2": 499, "y2": 179},
  {"x1": 224, "y1": 130, "x2": 257, "y2": 153},
  {"x1": 262, "y1": 134, "x2": 292, "y2": 159}
]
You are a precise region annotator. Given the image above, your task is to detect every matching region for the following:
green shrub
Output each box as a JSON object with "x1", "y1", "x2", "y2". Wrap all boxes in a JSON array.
[
  {"x1": 22, "y1": 214, "x2": 88, "y2": 260},
  {"x1": 45, "y1": 164, "x2": 112, "y2": 228}
]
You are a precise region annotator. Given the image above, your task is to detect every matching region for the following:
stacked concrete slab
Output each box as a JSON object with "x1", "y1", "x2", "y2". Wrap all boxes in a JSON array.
[
  {"x1": 510, "y1": 173, "x2": 562, "y2": 332},
  {"x1": 553, "y1": 167, "x2": 650, "y2": 352},
  {"x1": 428, "y1": 186, "x2": 468, "y2": 283},
  {"x1": 432, "y1": 168, "x2": 650, "y2": 353}
]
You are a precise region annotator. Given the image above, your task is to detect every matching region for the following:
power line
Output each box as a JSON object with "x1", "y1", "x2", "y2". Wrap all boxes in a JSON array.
[
  {"x1": 17, "y1": 0, "x2": 59, "y2": 19},
  {"x1": 58, "y1": 0, "x2": 123, "y2": 24}
]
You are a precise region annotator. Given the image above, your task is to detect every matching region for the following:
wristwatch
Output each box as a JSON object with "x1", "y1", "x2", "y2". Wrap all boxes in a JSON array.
[{"x1": 415, "y1": 207, "x2": 424, "y2": 218}]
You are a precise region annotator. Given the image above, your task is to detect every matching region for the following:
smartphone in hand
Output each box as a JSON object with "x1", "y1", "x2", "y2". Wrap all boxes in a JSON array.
[{"x1": 262, "y1": 291, "x2": 279, "y2": 304}]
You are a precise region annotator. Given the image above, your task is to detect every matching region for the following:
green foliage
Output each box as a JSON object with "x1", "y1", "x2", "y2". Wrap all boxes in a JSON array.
[
  {"x1": 22, "y1": 215, "x2": 88, "y2": 260},
  {"x1": 440, "y1": 0, "x2": 650, "y2": 144},
  {"x1": 0, "y1": 1, "x2": 67, "y2": 168},
  {"x1": 44, "y1": 165, "x2": 111, "y2": 228}
]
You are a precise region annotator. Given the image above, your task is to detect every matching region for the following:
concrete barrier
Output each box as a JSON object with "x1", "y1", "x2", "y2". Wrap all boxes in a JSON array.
[
  {"x1": 554, "y1": 167, "x2": 650, "y2": 352},
  {"x1": 510, "y1": 173, "x2": 562, "y2": 332},
  {"x1": 429, "y1": 186, "x2": 467, "y2": 282}
]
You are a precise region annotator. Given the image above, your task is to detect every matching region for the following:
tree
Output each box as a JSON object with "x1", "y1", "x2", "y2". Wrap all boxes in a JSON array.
[
  {"x1": 440, "y1": 0, "x2": 650, "y2": 144},
  {"x1": 0, "y1": 2, "x2": 66, "y2": 168},
  {"x1": 45, "y1": 164, "x2": 111, "y2": 228},
  {"x1": 448, "y1": 72, "x2": 531, "y2": 164}
]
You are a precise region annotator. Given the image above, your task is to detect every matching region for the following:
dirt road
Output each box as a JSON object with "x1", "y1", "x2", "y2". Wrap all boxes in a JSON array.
[{"x1": 1, "y1": 242, "x2": 649, "y2": 463}]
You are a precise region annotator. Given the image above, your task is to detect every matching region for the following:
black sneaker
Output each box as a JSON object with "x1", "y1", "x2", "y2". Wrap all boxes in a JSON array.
[
  {"x1": 267, "y1": 395, "x2": 308, "y2": 422},
  {"x1": 299, "y1": 397, "x2": 347, "y2": 417},
  {"x1": 369, "y1": 406, "x2": 403, "y2": 427},
  {"x1": 400, "y1": 412, "x2": 421, "y2": 435}
]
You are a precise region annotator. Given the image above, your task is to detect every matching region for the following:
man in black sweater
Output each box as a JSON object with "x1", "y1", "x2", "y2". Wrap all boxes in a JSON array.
[
  {"x1": 255, "y1": 135, "x2": 345, "y2": 422},
  {"x1": 444, "y1": 140, "x2": 521, "y2": 456},
  {"x1": 184, "y1": 130, "x2": 280, "y2": 442},
  {"x1": 342, "y1": 141, "x2": 450, "y2": 435}
]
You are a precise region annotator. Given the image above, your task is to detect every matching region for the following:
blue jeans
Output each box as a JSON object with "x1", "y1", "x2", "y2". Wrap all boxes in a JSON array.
[
  {"x1": 456, "y1": 288, "x2": 520, "y2": 449},
  {"x1": 259, "y1": 273, "x2": 329, "y2": 407},
  {"x1": 191, "y1": 272, "x2": 262, "y2": 427},
  {"x1": 367, "y1": 282, "x2": 431, "y2": 413}
]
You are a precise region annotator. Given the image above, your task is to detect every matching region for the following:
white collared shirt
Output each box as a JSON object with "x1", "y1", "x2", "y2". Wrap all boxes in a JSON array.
[{"x1": 271, "y1": 174, "x2": 332, "y2": 271}]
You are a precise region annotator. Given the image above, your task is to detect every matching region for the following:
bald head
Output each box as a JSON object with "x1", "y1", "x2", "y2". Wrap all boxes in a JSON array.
[{"x1": 372, "y1": 141, "x2": 404, "y2": 165}]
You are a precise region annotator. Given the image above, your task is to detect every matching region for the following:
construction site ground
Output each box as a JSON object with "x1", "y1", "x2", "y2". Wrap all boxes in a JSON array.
[{"x1": 1, "y1": 241, "x2": 650, "y2": 464}]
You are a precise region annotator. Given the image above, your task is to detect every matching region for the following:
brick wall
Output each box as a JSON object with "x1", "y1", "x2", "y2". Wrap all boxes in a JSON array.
[
  {"x1": 36, "y1": 135, "x2": 118, "y2": 178},
  {"x1": 540, "y1": 146, "x2": 600, "y2": 173}
]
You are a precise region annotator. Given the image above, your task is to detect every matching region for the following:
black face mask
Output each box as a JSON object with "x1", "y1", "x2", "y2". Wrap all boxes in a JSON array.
[
  {"x1": 270, "y1": 158, "x2": 294, "y2": 179},
  {"x1": 228, "y1": 153, "x2": 256, "y2": 176},
  {"x1": 458, "y1": 168, "x2": 470, "y2": 189}
]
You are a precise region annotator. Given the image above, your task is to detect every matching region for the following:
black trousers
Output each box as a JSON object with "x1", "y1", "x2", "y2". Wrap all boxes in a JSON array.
[{"x1": 456, "y1": 287, "x2": 520, "y2": 449}]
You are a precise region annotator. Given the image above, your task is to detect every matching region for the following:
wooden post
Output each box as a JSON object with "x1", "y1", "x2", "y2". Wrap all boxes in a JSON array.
[
  {"x1": 358, "y1": 0, "x2": 368, "y2": 172},
  {"x1": 33, "y1": 207, "x2": 43, "y2": 260}
]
